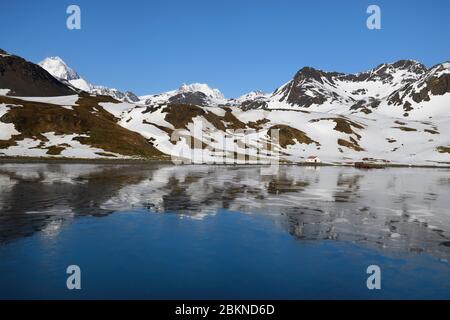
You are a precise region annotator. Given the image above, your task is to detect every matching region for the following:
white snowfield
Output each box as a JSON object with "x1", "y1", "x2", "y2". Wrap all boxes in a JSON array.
[
  {"x1": 8, "y1": 95, "x2": 79, "y2": 106},
  {"x1": 0, "y1": 104, "x2": 20, "y2": 140},
  {"x1": 99, "y1": 102, "x2": 136, "y2": 118}
]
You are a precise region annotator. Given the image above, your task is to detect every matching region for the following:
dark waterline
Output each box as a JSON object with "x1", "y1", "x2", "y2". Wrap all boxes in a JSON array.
[{"x1": 0, "y1": 163, "x2": 449, "y2": 299}]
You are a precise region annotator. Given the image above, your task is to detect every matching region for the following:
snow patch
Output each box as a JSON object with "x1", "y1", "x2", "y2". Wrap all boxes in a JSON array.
[
  {"x1": 10, "y1": 95, "x2": 79, "y2": 106},
  {"x1": 99, "y1": 102, "x2": 135, "y2": 118},
  {"x1": 0, "y1": 104, "x2": 20, "y2": 140},
  {"x1": 0, "y1": 89, "x2": 10, "y2": 96}
]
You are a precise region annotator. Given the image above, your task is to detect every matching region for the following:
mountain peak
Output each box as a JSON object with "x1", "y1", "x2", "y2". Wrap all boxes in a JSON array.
[
  {"x1": 39, "y1": 56, "x2": 80, "y2": 81},
  {"x1": 178, "y1": 83, "x2": 225, "y2": 100},
  {"x1": 44, "y1": 56, "x2": 64, "y2": 63},
  {"x1": 370, "y1": 60, "x2": 428, "y2": 76},
  {"x1": 140, "y1": 83, "x2": 226, "y2": 106},
  {"x1": 293, "y1": 66, "x2": 342, "y2": 84},
  {"x1": 391, "y1": 59, "x2": 423, "y2": 68},
  {"x1": 38, "y1": 56, "x2": 138, "y2": 102},
  {"x1": 237, "y1": 90, "x2": 267, "y2": 100},
  {"x1": 429, "y1": 61, "x2": 450, "y2": 73},
  {"x1": 390, "y1": 59, "x2": 427, "y2": 73},
  {"x1": 294, "y1": 66, "x2": 324, "y2": 78}
]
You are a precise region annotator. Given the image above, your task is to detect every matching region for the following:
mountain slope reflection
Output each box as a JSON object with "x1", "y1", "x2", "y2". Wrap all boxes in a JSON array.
[{"x1": 0, "y1": 163, "x2": 449, "y2": 259}]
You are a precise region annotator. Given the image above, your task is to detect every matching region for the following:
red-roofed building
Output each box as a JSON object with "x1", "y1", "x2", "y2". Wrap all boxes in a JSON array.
[{"x1": 305, "y1": 156, "x2": 321, "y2": 164}]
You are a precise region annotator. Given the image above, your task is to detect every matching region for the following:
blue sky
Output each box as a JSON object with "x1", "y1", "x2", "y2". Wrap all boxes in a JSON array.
[{"x1": 1, "y1": 0, "x2": 449, "y2": 97}]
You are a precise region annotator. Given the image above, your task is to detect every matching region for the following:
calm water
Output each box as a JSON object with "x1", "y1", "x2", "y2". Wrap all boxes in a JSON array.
[{"x1": 0, "y1": 163, "x2": 450, "y2": 299}]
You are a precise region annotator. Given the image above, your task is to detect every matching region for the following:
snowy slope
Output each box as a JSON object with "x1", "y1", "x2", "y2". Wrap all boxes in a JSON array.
[
  {"x1": 111, "y1": 101, "x2": 450, "y2": 165},
  {"x1": 0, "y1": 93, "x2": 164, "y2": 160},
  {"x1": 3, "y1": 87, "x2": 447, "y2": 164},
  {"x1": 110, "y1": 60, "x2": 450, "y2": 165}
]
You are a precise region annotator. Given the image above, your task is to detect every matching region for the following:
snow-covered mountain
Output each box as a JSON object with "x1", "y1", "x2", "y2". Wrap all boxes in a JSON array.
[
  {"x1": 136, "y1": 59, "x2": 449, "y2": 119},
  {"x1": 230, "y1": 90, "x2": 271, "y2": 110},
  {"x1": 139, "y1": 85, "x2": 272, "y2": 108},
  {"x1": 38, "y1": 57, "x2": 80, "y2": 82},
  {"x1": 110, "y1": 59, "x2": 450, "y2": 165},
  {"x1": 1, "y1": 48, "x2": 449, "y2": 165},
  {"x1": 260, "y1": 60, "x2": 449, "y2": 119},
  {"x1": 39, "y1": 57, "x2": 139, "y2": 103},
  {"x1": 139, "y1": 83, "x2": 227, "y2": 106}
]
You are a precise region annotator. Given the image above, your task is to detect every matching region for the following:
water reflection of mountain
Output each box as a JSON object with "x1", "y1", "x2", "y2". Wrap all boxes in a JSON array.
[
  {"x1": 0, "y1": 163, "x2": 155, "y2": 243},
  {"x1": 1, "y1": 163, "x2": 450, "y2": 259}
]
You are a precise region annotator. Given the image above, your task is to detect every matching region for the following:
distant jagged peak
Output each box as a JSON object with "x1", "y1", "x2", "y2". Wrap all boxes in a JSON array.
[
  {"x1": 290, "y1": 60, "x2": 428, "y2": 85},
  {"x1": 427, "y1": 61, "x2": 450, "y2": 77},
  {"x1": 39, "y1": 56, "x2": 138, "y2": 102},
  {"x1": 390, "y1": 59, "x2": 427, "y2": 71},
  {"x1": 369, "y1": 59, "x2": 428, "y2": 78},
  {"x1": 140, "y1": 83, "x2": 227, "y2": 106},
  {"x1": 292, "y1": 66, "x2": 343, "y2": 84},
  {"x1": 236, "y1": 90, "x2": 269, "y2": 102},
  {"x1": 240, "y1": 90, "x2": 266, "y2": 98},
  {"x1": 178, "y1": 83, "x2": 225, "y2": 100}
]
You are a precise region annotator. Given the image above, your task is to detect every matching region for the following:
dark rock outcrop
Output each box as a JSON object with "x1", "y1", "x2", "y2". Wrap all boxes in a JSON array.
[{"x1": 0, "y1": 50, "x2": 75, "y2": 97}]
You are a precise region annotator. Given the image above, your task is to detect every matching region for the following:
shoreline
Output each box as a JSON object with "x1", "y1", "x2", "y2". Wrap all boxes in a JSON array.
[
  {"x1": 0, "y1": 156, "x2": 450, "y2": 169},
  {"x1": 0, "y1": 156, "x2": 172, "y2": 165}
]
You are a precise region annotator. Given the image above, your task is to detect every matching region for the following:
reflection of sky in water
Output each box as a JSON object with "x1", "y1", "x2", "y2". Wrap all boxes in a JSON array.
[
  {"x1": 1, "y1": 210, "x2": 450, "y2": 299},
  {"x1": 0, "y1": 163, "x2": 450, "y2": 299},
  {"x1": 0, "y1": 163, "x2": 450, "y2": 259}
]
